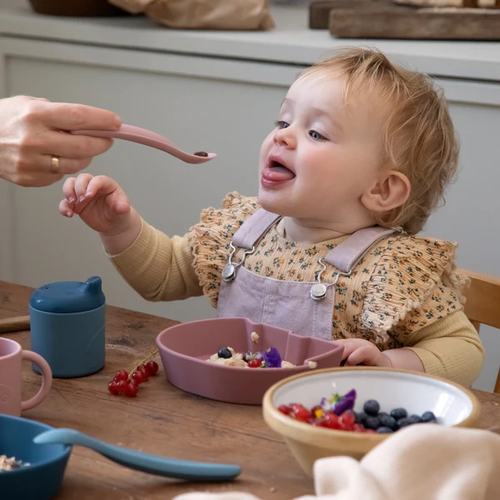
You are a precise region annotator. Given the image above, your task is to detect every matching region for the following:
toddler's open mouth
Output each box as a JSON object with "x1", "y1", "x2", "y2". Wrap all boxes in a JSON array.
[{"x1": 262, "y1": 156, "x2": 296, "y2": 184}]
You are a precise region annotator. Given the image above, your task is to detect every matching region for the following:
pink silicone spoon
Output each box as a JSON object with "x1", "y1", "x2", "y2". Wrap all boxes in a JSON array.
[{"x1": 71, "y1": 124, "x2": 216, "y2": 164}]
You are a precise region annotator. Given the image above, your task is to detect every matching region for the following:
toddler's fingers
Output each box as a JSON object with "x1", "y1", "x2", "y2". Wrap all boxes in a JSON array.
[
  {"x1": 62, "y1": 176, "x2": 77, "y2": 208},
  {"x1": 59, "y1": 198, "x2": 74, "y2": 218},
  {"x1": 85, "y1": 175, "x2": 118, "y2": 198},
  {"x1": 86, "y1": 176, "x2": 129, "y2": 215},
  {"x1": 345, "y1": 347, "x2": 373, "y2": 366},
  {"x1": 335, "y1": 340, "x2": 357, "y2": 360},
  {"x1": 74, "y1": 173, "x2": 94, "y2": 203}
]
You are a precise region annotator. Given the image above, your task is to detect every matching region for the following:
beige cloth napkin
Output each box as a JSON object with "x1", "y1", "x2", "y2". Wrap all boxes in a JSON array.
[{"x1": 174, "y1": 425, "x2": 500, "y2": 500}]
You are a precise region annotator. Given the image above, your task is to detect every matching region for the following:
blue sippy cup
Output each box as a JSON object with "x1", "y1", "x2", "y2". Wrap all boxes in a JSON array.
[{"x1": 29, "y1": 276, "x2": 106, "y2": 378}]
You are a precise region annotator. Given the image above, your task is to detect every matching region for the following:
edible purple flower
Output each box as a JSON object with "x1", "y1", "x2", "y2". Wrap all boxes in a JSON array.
[
  {"x1": 244, "y1": 351, "x2": 264, "y2": 363},
  {"x1": 263, "y1": 347, "x2": 282, "y2": 368},
  {"x1": 332, "y1": 389, "x2": 357, "y2": 415},
  {"x1": 320, "y1": 396, "x2": 331, "y2": 412}
]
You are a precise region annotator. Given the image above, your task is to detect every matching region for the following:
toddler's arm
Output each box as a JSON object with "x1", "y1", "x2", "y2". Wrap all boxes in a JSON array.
[
  {"x1": 336, "y1": 311, "x2": 483, "y2": 386},
  {"x1": 60, "y1": 174, "x2": 203, "y2": 302},
  {"x1": 402, "y1": 311, "x2": 484, "y2": 386},
  {"x1": 109, "y1": 220, "x2": 203, "y2": 301}
]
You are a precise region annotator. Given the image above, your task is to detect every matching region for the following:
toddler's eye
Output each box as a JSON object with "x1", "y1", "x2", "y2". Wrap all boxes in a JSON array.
[
  {"x1": 309, "y1": 130, "x2": 325, "y2": 140},
  {"x1": 276, "y1": 120, "x2": 289, "y2": 130}
]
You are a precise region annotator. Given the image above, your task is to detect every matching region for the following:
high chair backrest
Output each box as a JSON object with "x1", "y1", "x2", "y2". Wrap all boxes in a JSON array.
[{"x1": 461, "y1": 269, "x2": 500, "y2": 394}]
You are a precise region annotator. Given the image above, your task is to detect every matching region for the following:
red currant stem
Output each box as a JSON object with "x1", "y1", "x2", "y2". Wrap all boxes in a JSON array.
[{"x1": 126, "y1": 347, "x2": 159, "y2": 382}]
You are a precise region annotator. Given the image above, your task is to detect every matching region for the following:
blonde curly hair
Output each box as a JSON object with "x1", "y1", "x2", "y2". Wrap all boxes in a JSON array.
[{"x1": 299, "y1": 47, "x2": 459, "y2": 235}]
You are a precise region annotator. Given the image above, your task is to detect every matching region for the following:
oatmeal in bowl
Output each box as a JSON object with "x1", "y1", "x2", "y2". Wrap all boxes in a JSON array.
[
  {"x1": 207, "y1": 345, "x2": 295, "y2": 368},
  {"x1": 156, "y1": 317, "x2": 344, "y2": 404}
]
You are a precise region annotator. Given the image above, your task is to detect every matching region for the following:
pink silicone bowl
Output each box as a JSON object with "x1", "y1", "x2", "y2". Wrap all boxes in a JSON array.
[{"x1": 156, "y1": 317, "x2": 344, "y2": 405}]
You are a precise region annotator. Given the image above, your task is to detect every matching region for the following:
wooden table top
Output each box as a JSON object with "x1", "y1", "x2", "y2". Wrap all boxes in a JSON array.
[{"x1": 1, "y1": 280, "x2": 499, "y2": 500}]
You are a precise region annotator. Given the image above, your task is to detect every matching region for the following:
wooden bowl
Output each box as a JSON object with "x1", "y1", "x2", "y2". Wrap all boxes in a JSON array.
[
  {"x1": 262, "y1": 367, "x2": 481, "y2": 476},
  {"x1": 28, "y1": 0, "x2": 130, "y2": 17}
]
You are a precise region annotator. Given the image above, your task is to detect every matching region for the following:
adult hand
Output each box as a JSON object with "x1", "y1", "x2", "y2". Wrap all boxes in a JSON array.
[{"x1": 0, "y1": 95, "x2": 121, "y2": 187}]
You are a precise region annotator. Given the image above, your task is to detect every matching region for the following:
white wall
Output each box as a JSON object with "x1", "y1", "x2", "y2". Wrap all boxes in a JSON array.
[{"x1": 0, "y1": 5, "x2": 497, "y2": 391}]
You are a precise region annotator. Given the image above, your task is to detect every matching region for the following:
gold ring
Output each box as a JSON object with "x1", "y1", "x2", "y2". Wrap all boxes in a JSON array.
[{"x1": 50, "y1": 156, "x2": 60, "y2": 174}]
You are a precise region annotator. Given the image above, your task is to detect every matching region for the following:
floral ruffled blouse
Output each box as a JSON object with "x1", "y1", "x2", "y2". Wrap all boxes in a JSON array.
[{"x1": 187, "y1": 192, "x2": 469, "y2": 351}]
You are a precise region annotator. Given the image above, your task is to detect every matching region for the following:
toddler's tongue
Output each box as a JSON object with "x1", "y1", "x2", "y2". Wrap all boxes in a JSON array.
[{"x1": 268, "y1": 165, "x2": 295, "y2": 181}]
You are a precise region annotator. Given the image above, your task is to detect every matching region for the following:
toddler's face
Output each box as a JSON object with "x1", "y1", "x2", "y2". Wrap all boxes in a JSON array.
[{"x1": 258, "y1": 74, "x2": 386, "y2": 226}]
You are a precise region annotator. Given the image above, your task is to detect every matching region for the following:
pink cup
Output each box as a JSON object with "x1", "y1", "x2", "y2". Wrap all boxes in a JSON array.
[{"x1": 0, "y1": 337, "x2": 52, "y2": 416}]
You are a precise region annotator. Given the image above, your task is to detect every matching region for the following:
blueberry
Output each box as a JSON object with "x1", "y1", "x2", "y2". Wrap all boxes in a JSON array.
[
  {"x1": 408, "y1": 414, "x2": 422, "y2": 424},
  {"x1": 364, "y1": 416, "x2": 380, "y2": 430},
  {"x1": 378, "y1": 412, "x2": 389, "y2": 419},
  {"x1": 421, "y1": 411, "x2": 437, "y2": 423},
  {"x1": 363, "y1": 400, "x2": 380, "y2": 416},
  {"x1": 398, "y1": 418, "x2": 411, "y2": 428},
  {"x1": 390, "y1": 408, "x2": 408, "y2": 420},
  {"x1": 377, "y1": 426, "x2": 393, "y2": 434},
  {"x1": 379, "y1": 415, "x2": 398, "y2": 431},
  {"x1": 357, "y1": 412, "x2": 368, "y2": 425},
  {"x1": 218, "y1": 347, "x2": 232, "y2": 359}
]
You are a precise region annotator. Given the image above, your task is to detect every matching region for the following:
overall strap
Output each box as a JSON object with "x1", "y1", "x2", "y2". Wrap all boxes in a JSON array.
[
  {"x1": 324, "y1": 227, "x2": 395, "y2": 273},
  {"x1": 232, "y1": 209, "x2": 282, "y2": 250}
]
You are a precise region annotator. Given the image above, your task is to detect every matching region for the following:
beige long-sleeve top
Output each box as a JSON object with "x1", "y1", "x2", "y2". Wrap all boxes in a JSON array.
[{"x1": 110, "y1": 193, "x2": 484, "y2": 386}]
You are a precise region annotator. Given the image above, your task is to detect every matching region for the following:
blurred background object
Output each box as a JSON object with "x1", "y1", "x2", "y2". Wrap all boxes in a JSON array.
[{"x1": 28, "y1": 0, "x2": 130, "y2": 17}]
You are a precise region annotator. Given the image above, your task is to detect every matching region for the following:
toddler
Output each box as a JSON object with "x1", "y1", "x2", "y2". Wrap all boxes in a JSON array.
[{"x1": 59, "y1": 48, "x2": 484, "y2": 386}]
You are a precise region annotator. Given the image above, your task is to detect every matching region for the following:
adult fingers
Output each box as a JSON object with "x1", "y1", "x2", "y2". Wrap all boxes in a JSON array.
[
  {"x1": 42, "y1": 154, "x2": 95, "y2": 176},
  {"x1": 40, "y1": 102, "x2": 121, "y2": 131},
  {"x1": 43, "y1": 133, "x2": 114, "y2": 160}
]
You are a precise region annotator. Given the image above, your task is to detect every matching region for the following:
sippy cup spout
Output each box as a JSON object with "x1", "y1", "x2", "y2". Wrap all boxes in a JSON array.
[{"x1": 82, "y1": 276, "x2": 103, "y2": 296}]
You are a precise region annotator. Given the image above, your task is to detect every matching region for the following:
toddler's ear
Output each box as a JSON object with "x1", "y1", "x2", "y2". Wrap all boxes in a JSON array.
[{"x1": 361, "y1": 171, "x2": 410, "y2": 214}]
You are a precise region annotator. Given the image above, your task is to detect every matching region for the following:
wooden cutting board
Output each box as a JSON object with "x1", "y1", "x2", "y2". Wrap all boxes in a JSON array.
[
  {"x1": 0, "y1": 315, "x2": 30, "y2": 333},
  {"x1": 309, "y1": 0, "x2": 415, "y2": 29},
  {"x1": 309, "y1": 0, "x2": 500, "y2": 40}
]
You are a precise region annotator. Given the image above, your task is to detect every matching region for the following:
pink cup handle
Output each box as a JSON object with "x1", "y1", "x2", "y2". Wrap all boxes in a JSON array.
[{"x1": 21, "y1": 350, "x2": 53, "y2": 411}]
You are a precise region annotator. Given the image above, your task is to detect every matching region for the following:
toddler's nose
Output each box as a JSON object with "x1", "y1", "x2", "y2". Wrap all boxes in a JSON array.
[{"x1": 273, "y1": 127, "x2": 296, "y2": 148}]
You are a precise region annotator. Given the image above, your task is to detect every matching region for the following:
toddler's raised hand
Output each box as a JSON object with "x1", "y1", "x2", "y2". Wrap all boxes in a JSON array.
[
  {"x1": 59, "y1": 174, "x2": 131, "y2": 235},
  {"x1": 335, "y1": 339, "x2": 392, "y2": 368}
]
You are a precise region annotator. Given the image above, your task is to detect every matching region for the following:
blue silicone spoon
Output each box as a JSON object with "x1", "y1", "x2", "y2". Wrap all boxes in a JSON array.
[{"x1": 34, "y1": 428, "x2": 241, "y2": 481}]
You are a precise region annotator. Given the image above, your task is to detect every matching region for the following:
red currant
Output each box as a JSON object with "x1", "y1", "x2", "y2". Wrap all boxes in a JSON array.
[
  {"x1": 113, "y1": 369, "x2": 128, "y2": 382},
  {"x1": 278, "y1": 405, "x2": 292, "y2": 416},
  {"x1": 290, "y1": 403, "x2": 312, "y2": 422},
  {"x1": 132, "y1": 370, "x2": 146, "y2": 384},
  {"x1": 124, "y1": 381, "x2": 139, "y2": 398},
  {"x1": 353, "y1": 424, "x2": 365, "y2": 433},
  {"x1": 247, "y1": 359, "x2": 262, "y2": 368},
  {"x1": 138, "y1": 365, "x2": 149, "y2": 380},
  {"x1": 108, "y1": 381, "x2": 121, "y2": 395},
  {"x1": 339, "y1": 411, "x2": 355, "y2": 430},
  {"x1": 145, "y1": 361, "x2": 159, "y2": 375},
  {"x1": 115, "y1": 380, "x2": 127, "y2": 393},
  {"x1": 322, "y1": 413, "x2": 341, "y2": 429}
]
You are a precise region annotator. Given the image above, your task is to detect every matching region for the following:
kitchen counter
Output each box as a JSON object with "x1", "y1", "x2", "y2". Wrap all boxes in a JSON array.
[{"x1": 0, "y1": 2, "x2": 499, "y2": 81}]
